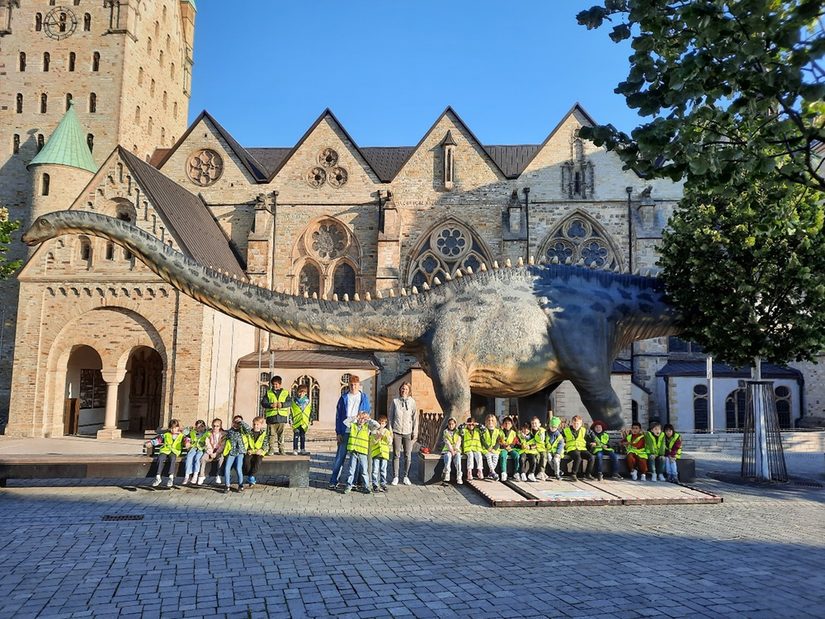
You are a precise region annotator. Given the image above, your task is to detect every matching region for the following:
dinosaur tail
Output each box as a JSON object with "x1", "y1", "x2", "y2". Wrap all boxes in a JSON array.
[{"x1": 23, "y1": 211, "x2": 428, "y2": 352}]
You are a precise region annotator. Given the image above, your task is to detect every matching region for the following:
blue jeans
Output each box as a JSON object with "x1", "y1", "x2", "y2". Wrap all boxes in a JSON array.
[
  {"x1": 594, "y1": 450, "x2": 619, "y2": 475},
  {"x1": 330, "y1": 435, "x2": 349, "y2": 485},
  {"x1": 346, "y1": 452, "x2": 369, "y2": 489},
  {"x1": 372, "y1": 457, "x2": 388, "y2": 487},
  {"x1": 185, "y1": 449, "x2": 204, "y2": 476},
  {"x1": 648, "y1": 455, "x2": 665, "y2": 476},
  {"x1": 293, "y1": 428, "x2": 306, "y2": 452},
  {"x1": 224, "y1": 454, "x2": 244, "y2": 487}
]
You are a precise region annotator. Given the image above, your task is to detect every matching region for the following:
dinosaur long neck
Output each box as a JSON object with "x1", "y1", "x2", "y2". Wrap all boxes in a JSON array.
[{"x1": 42, "y1": 212, "x2": 428, "y2": 352}]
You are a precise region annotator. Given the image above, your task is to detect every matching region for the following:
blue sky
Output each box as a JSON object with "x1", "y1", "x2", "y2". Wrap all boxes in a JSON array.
[{"x1": 189, "y1": 1, "x2": 639, "y2": 148}]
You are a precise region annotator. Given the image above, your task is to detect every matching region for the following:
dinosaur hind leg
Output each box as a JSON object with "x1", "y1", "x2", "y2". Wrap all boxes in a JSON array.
[
  {"x1": 571, "y1": 379, "x2": 625, "y2": 430},
  {"x1": 429, "y1": 363, "x2": 471, "y2": 448}
]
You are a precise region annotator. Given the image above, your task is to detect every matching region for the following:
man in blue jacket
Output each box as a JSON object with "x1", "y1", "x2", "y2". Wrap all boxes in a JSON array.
[{"x1": 329, "y1": 375, "x2": 371, "y2": 489}]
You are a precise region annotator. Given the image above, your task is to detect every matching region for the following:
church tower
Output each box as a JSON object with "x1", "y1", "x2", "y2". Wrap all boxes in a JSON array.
[{"x1": 0, "y1": 0, "x2": 196, "y2": 425}]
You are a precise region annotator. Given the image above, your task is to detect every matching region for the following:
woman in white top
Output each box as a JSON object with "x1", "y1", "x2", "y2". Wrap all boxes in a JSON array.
[{"x1": 387, "y1": 382, "x2": 418, "y2": 485}]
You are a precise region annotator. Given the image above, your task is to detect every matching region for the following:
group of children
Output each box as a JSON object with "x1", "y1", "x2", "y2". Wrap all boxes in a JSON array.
[
  {"x1": 339, "y1": 411, "x2": 394, "y2": 494},
  {"x1": 441, "y1": 414, "x2": 683, "y2": 484}
]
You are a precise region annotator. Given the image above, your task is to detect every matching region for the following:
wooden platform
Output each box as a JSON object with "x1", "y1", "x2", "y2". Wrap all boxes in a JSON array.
[{"x1": 467, "y1": 477, "x2": 721, "y2": 507}]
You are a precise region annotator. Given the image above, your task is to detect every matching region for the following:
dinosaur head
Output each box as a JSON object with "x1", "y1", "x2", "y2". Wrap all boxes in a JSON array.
[{"x1": 22, "y1": 214, "x2": 58, "y2": 246}]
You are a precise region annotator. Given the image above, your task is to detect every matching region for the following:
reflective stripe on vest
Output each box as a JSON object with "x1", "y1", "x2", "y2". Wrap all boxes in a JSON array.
[
  {"x1": 625, "y1": 433, "x2": 646, "y2": 457},
  {"x1": 347, "y1": 423, "x2": 371, "y2": 455},
  {"x1": 265, "y1": 388, "x2": 289, "y2": 417},
  {"x1": 667, "y1": 432, "x2": 682, "y2": 459},
  {"x1": 646, "y1": 431, "x2": 665, "y2": 456},
  {"x1": 481, "y1": 427, "x2": 501, "y2": 450},
  {"x1": 591, "y1": 431, "x2": 613, "y2": 453},
  {"x1": 370, "y1": 429, "x2": 392, "y2": 459},
  {"x1": 519, "y1": 432, "x2": 537, "y2": 455},
  {"x1": 442, "y1": 429, "x2": 460, "y2": 453},
  {"x1": 290, "y1": 400, "x2": 311, "y2": 431},
  {"x1": 247, "y1": 430, "x2": 266, "y2": 452},
  {"x1": 499, "y1": 429, "x2": 517, "y2": 449},
  {"x1": 547, "y1": 431, "x2": 563, "y2": 453},
  {"x1": 160, "y1": 432, "x2": 184, "y2": 456},
  {"x1": 563, "y1": 426, "x2": 586, "y2": 452},
  {"x1": 461, "y1": 428, "x2": 482, "y2": 453}
]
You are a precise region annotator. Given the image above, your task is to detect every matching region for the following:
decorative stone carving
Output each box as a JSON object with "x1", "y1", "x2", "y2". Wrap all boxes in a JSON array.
[
  {"x1": 318, "y1": 148, "x2": 338, "y2": 168},
  {"x1": 327, "y1": 166, "x2": 348, "y2": 188},
  {"x1": 307, "y1": 149, "x2": 348, "y2": 188},
  {"x1": 431, "y1": 223, "x2": 471, "y2": 261},
  {"x1": 541, "y1": 214, "x2": 619, "y2": 269},
  {"x1": 186, "y1": 149, "x2": 223, "y2": 186},
  {"x1": 306, "y1": 167, "x2": 326, "y2": 188},
  {"x1": 307, "y1": 220, "x2": 348, "y2": 262}
]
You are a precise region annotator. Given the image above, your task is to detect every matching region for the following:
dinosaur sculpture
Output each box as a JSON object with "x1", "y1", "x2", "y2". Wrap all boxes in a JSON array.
[{"x1": 23, "y1": 211, "x2": 681, "y2": 428}]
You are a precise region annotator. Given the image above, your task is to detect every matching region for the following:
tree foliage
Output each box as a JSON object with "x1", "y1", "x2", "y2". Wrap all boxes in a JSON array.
[
  {"x1": 577, "y1": 0, "x2": 825, "y2": 191},
  {"x1": 0, "y1": 208, "x2": 21, "y2": 280},
  {"x1": 659, "y1": 174, "x2": 825, "y2": 367}
]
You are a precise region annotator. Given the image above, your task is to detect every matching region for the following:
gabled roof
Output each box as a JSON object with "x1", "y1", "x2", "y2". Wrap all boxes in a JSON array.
[
  {"x1": 156, "y1": 110, "x2": 268, "y2": 182},
  {"x1": 656, "y1": 360, "x2": 802, "y2": 380},
  {"x1": 264, "y1": 108, "x2": 382, "y2": 183},
  {"x1": 516, "y1": 102, "x2": 601, "y2": 174},
  {"x1": 29, "y1": 103, "x2": 97, "y2": 173},
  {"x1": 119, "y1": 147, "x2": 246, "y2": 278}
]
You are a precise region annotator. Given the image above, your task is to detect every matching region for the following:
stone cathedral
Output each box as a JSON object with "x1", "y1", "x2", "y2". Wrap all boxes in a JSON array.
[{"x1": 1, "y1": 0, "x2": 820, "y2": 439}]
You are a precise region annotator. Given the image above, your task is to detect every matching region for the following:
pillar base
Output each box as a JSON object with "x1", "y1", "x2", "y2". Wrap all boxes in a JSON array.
[{"x1": 96, "y1": 428, "x2": 122, "y2": 440}]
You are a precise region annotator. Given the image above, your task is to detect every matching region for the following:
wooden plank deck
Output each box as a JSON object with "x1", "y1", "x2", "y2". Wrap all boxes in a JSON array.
[
  {"x1": 507, "y1": 479, "x2": 622, "y2": 507},
  {"x1": 465, "y1": 479, "x2": 537, "y2": 507},
  {"x1": 584, "y1": 479, "x2": 722, "y2": 505}
]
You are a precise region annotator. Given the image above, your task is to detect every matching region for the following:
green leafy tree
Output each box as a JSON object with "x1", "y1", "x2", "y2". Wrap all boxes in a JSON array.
[
  {"x1": 577, "y1": 0, "x2": 825, "y2": 191},
  {"x1": 0, "y1": 208, "x2": 21, "y2": 280},
  {"x1": 659, "y1": 175, "x2": 825, "y2": 368}
]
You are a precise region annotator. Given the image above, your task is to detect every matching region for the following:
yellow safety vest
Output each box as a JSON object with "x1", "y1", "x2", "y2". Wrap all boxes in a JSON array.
[
  {"x1": 265, "y1": 388, "x2": 290, "y2": 419},
  {"x1": 666, "y1": 432, "x2": 682, "y2": 459},
  {"x1": 370, "y1": 428, "x2": 393, "y2": 459},
  {"x1": 546, "y1": 430, "x2": 564, "y2": 453},
  {"x1": 481, "y1": 427, "x2": 501, "y2": 451},
  {"x1": 246, "y1": 430, "x2": 267, "y2": 453},
  {"x1": 159, "y1": 431, "x2": 184, "y2": 456},
  {"x1": 347, "y1": 423, "x2": 371, "y2": 455},
  {"x1": 624, "y1": 433, "x2": 647, "y2": 457},
  {"x1": 532, "y1": 428, "x2": 547, "y2": 453},
  {"x1": 442, "y1": 429, "x2": 460, "y2": 453},
  {"x1": 461, "y1": 427, "x2": 482, "y2": 453},
  {"x1": 563, "y1": 426, "x2": 587, "y2": 453},
  {"x1": 591, "y1": 431, "x2": 613, "y2": 453},
  {"x1": 645, "y1": 431, "x2": 666, "y2": 457},
  {"x1": 188, "y1": 429, "x2": 207, "y2": 451},
  {"x1": 499, "y1": 429, "x2": 518, "y2": 449},
  {"x1": 290, "y1": 399, "x2": 311, "y2": 432},
  {"x1": 519, "y1": 432, "x2": 537, "y2": 455}
]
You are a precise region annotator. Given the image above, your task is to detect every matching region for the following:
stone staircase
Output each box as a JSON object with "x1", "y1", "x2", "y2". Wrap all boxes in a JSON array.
[{"x1": 681, "y1": 431, "x2": 825, "y2": 453}]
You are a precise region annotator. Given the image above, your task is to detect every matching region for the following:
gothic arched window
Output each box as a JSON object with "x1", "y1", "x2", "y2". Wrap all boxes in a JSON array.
[
  {"x1": 407, "y1": 219, "x2": 492, "y2": 288},
  {"x1": 92, "y1": 51, "x2": 100, "y2": 72},
  {"x1": 42, "y1": 52, "x2": 50, "y2": 72},
  {"x1": 69, "y1": 52, "x2": 76, "y2": 72},
  {"x1": 775, "y1": 386, "x2": 792, "y2": 429},
  {"x1": 693, "y1": 384, "x2": 708, "y2": 431},
  {"x1": 83, "y1": 13, "x2": 91, "y2": 31},
  {"x1": 19, "y1": 52, "x2": 25, "y2": 72},
  {"x1": 725, "y1": 387, "x2": 747, "y2": 430},
  {"x1": 291, "y1": 218, "x2": 361, "y2": 298},
  {"x1": 332, "y1": 263, "x2": 356, "y2": 300},
  {"x1": 89, "y1": 92, "x2": 97, "y2": 113},
  {"x1": 539, "y1": 213, "x2": 622, "y2": 269},
  {"x1": 298, "y1": 263, "x2": 321, "y2": 298}
]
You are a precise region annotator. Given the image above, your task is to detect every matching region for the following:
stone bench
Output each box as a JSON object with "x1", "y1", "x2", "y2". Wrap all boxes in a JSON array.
[
  {"x1": 0, "y1": 454, "x2": 310, "y2": 488},
  {"x1": 418, "y1": 452, "x2": 695, "y2": 484}
]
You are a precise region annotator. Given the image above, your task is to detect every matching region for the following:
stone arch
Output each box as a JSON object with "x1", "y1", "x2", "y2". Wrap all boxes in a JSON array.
[
  {"x1": 537, "y1": 209, "x2": 624, "y2": 270},
  {"x1": 288, "y1": 216, "x2": 363, "y2": 298},
  {"x1": 405, "y1": 217, "x2": 493, "y2": 287}
]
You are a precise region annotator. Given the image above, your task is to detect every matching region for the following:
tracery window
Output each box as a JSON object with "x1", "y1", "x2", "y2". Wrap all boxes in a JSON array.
[
  {"x1": 332, "y1": 263, "x2": 356, "y2": 300},
  {"x1": 539, "y1": 213, "x2": 621, "y2": 269},
  {"x1": 725, "y1": 387, "x2": 747, "y2": 430},
  {"x1": 407, "y1": 219, "x2": 492, "y2": 288},
  {"x1": 291, "y1": 218, "x2": 361, "y2": 298},
  {"x1": 775, "y1": 386, "x2": 792, "y2": 429},
  {"x1": 298, "y1": 263, "x2": 321, "y2": 298},
  {"x1": 693, "y1": 384, "x2": 708, "y2": 431}
]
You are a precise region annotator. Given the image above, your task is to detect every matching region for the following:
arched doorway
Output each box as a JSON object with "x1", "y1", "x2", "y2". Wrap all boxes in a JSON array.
[
  {"x1": 125, "y1": 346, "x2": 163, "y2": 433},
  {"x1": 64, "y1": 345, "x2": 104, "y2": 436}
]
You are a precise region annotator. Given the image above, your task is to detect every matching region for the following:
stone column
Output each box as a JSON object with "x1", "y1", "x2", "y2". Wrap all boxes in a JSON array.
[{"x1": 97, "y1": 369, "x2": 126, "y2": 440}]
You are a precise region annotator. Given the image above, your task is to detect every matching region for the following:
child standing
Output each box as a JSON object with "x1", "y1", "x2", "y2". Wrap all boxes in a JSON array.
[
  {"x1": 480, "y1": 415, "x2": 502, "y2": 481},
  {"x1": 144, "y1": 419, "x2": 184, "y2": 488},
  {"x1": 343, "y1": 412, "x2": 379, "y2": 494},
  {"x1": 663, "y1": 423, "x2": 682, "y2": 482},
  {"x1": 646, "y1": 422, "x2": 667, "y2": 482},
  {"x1": 243, "y1": 416, "x2": 269, "y2": 487},
  {"x1": 531, "y1": 417, "x2": 548, "y2": 481},
  {"x1": 622, "y1": 422, "x2": 649, "y2": 481},
  {"x1": 545, "y1": 416, "x2": 565, "y2": 480},
  {"x1": 222, "y1": 415, "x2": 249, "y2": 493},
  {"x1": 518, "y1": 423, "x2": 538, "y2": 482},
  {"x1": 562, "y1": 416, "x2": 593, "y2": 481},
  {"x1": 370, "y1": 414, "x2": 393, "y2": 492},
  {"x1": 198, "y1": 419, "x2": 225, "y2": 485},
  {"x1": 461, "y1": 417, "x2": 484, "y2": 482},
  {"x1": 587, "y1": 420, "x2": 622, "y2": 481},
  {"x1": 441, "y1": 417, "x2": 463, "y2": 485},
  {"x1": 182, "y1": 420, "x2": 207, "y2": 485},
  {"x1": 290, "y1": 385, "x2": 312, "y2": 455},
  {"x1": 498, "y1": 417, "x2": 520, "y2": 482}
]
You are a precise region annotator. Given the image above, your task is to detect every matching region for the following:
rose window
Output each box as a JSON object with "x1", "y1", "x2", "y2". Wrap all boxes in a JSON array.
[
  {"x1": 306, "y1": 167, "x2": 326, "y2": 188},
  {"x1": 431, "y1": 225, "x2": 470, "y2": 260},
  {"x1": 319, "y1": 148, "x2": 338, "y2": 168},
  {"x1": 307, "y1": 147, "x2": 348, "y2": 188},
  {"x1": 327, "y1": 166, "x2": 348, "y2": 188},
  {"x1": 309, "y1": 222, "x2": 347, "y2": 261},
  {"x1": 186, "y1": 149, "x2": 224, "y2": 186}
]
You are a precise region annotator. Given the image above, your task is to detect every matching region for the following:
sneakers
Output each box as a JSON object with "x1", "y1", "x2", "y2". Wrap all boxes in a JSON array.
[
  {"x1": 457, "y1": 477, "x2": 463, "y2": 485},
  {"x1": 222, "y1": 486, "x2": 230, "y2": 494},
  {"x1": 372, "y1": 484, "x2": 379, "y2": 493},
  {"x1": 391, "y1": 477, "x2": 399, "y2": 486},
  {"x1": 151, "y1": 475, "x2": 162, "y2": 487},
  {"x1": 611, "y1": 474, "x2": 622, "y2": 480},
  {"x1": 639, "y1": 473, "x2": 646, "y2": 482},
  {"x1": 500, "y1": 472, "x2": 508, "y2": 482},
  {"x1": 293, "y1": 450, "x2": 299, "y2": 455},
  {"x1": 248, "y1": 476, "x2": 257, "y2": 486},
  {"x1": 476, "y1": 470, "x2": 484, "y2": 481},
  {"x1": 166, "y1": 476, "x2": 174, "y2": 488},
  {"x1": 538, "y1": 472, "x2": 546, "y2": 482},
  {"x1": 215, "y1": 475, "x2": 222, "y2": 485},
  {"x1": 570, "y1": 474, "x2": 579, "y2": 482},
  {"x1": 586, "y1": 474, "x2": 596, "y2": 481},
  {"x1": 630, "y1": 470, "x2": 638, "y2": 481},
  {"x1": 343, "y1": 486, "x2": 352, "y2": 494},
  {"x1": 659, "y1": 474, "x2": 667, "y2": 482},
  {"x1": 527, "y1": 474, "x2": 537, "y2": 482},
  {"x1": 197, "y1": 476, "x2": 205, "y2": 485},
  {"x1": 381, "y1": 485, "x2": 388, "y2": 492},
  {"x1": 238, "y1": 485, "x2": 244, "y2": 492},
  {"x1": 403, "y1": 476, "x2": 412, "y2": 486},
  {"x1": 466, "y1": 472, "x2": 473, "y2": 482},
  {"x1": 181, "y1": 475, "x2": 190, "y2": 485},
  {"x1": 597, "y1": 473, "x2": 604, "y2": 482}
]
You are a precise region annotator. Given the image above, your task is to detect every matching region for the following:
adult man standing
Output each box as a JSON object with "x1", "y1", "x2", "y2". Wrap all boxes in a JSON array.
[
  {"x1": 263, "y1": 375, "x2": 290, "y2": 455},
  {"x1": 329, "y1": 375, "x2": 371, "y2": 489}
]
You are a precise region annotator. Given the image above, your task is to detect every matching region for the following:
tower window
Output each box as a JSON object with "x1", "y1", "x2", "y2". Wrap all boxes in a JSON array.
[
  {"x1": 150, "y1": 79, "x2": 155, "y2": 96},
  {"x1": 148, "y1": 117, "x2": 153, "y2": 135},
  {"x1": 79, "y1": 237, "x2": 91, "y2": 262},
  {"x1": 87, "y1": 134, "x2": 94, "y2": 153},
  {"x1": 16, "y1": 93, "x2": 23, "y2": 114},
  {"x1": 173, "y1": 101, "x2": 178, "y2": 117},
  {"x1": 13, "y1": 134, "x2": 20, "y2": 154},
  {"x1": 37, "y1": 134, "x2": 44, "y2": 151},
  {"x1": 105, "y1": 242, "x2": 114, "y2": 260},
  {"x1": 138, "y1": 67, "x2": 143, "y2": 86},
  {"x1": 160, "y1": 127, "x2": 166, "y2": 142},
  {"x1": 147, "y1": 36, "x2": 152, "y2": 53},
  {"x1": 89, "y1": 92, "x2": 97, "y2": 113},
  {"x1": 69, "y1": 52, "x2": 76, "y2": 72},
  {"x1": 65, "y1": 93, "x2": 72, "y2": 111},
  {"x1": 170, "y1": 62, "x2": 175, "y2": 79},
  {"x1": 159, "y1": 50, "x2": 164, "y2": 67},
  {"x1": 49, "y1": 0, "x2": 56, "y2": 5},
  {"x1": 40, "y1": 93, "x2": 48, "y2": 113},
  {"x1": 92, "y1": 51, "x2": 100, "y2": 72},
  {"x1": 135, "y1": 106, "x2": 140, "y2": 124},
  {"x1": 41, "y1": 173, "x2": 50, "y2": 196},
  {"x1": 58, "y1": 12, "x2": 67, "y2": 33},
  {"x1": 162, "y1": 91, "x2": 167, "y2": 109},
  {"x1": 35, "y1": 13, "x2": 42, "y2": 31},
  {"x1": 43, "y1": 52, "x2": 50, "y2": 72},
  {"x1": 74, "y1": 0, "x2": 80, "y2": 6},
  {"x1": 19, "y1": 52, "x2": 25, "y2": 72},
  {"x1": 83, "y1": 13, "x2": 91, "y2": 31}
]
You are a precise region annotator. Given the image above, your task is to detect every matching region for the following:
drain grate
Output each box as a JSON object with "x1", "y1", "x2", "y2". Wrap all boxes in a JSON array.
[{"x1": 101, "y1": 514, "x2": 144, "y2": 521}]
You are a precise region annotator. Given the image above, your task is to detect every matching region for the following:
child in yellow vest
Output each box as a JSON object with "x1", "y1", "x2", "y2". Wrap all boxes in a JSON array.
[
  {"x1": 518, "y1": 422, "x2": 538, "y2": 482},
  {"x1": 663, "y1": 423, "x2": 682, "y2": 482},
  {"x1": 343, "y1": 412, "x2": 379, "y2": 494},
  {"x1": 646, "y1": 422, "x2": 667, "y2": 482},
  {"x1": 461, "y1": 417, "x2": 484, "y2": 482},
  {"x1": 441, "y1": 417, "x2": 463, "y2": 485},
  {"x1": 531, "y1": 416, "x2": 548, "y2": 481},
  {"x1": 481, "y1": 414, "x2": 502, "y2": 481},
  {"x1": 545, "y1": 416, "x2": 565, "y2": 480},
  {"x1": 182, "y1": 419, "x2": 207, "y2": 486},
  {"x1": 144, "y1": 419, "x2": 184, "y2": 488},
  {"x1": 370, "y1": 414, "x2": 393, "y2": 492},
  {"x1": 243, "y1": 416, "x2": 269, "y2": 487},
  {"x1": 290, "y1": 384, "x2": 312, "y2": 455},
  {"x1": 498, "y1": 416, "x2": 520, "y2": 482}
]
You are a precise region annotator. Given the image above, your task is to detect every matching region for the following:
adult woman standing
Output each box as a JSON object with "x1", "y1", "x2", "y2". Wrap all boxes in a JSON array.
[{"x1": 388, "y1": 382, "x2": 418, "y2": 486}]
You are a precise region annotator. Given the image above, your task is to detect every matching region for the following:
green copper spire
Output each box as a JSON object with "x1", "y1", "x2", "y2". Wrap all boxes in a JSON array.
[
  {"x1": 183, "y1": 0, "x2": 196, "y2": 10},
  {"x1": 29, "y1": 103, "x2": 98, "y2": 173}
]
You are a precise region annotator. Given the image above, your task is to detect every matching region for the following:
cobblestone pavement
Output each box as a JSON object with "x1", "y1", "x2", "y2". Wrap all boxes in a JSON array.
[{"x1": 1, "y1": 451, "x2": 824, "y2": 618}]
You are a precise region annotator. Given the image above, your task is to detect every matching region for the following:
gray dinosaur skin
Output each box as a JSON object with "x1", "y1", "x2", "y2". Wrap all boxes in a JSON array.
[{"x1": 24, "y1": 211, "x2": 681, "y2": 428}]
